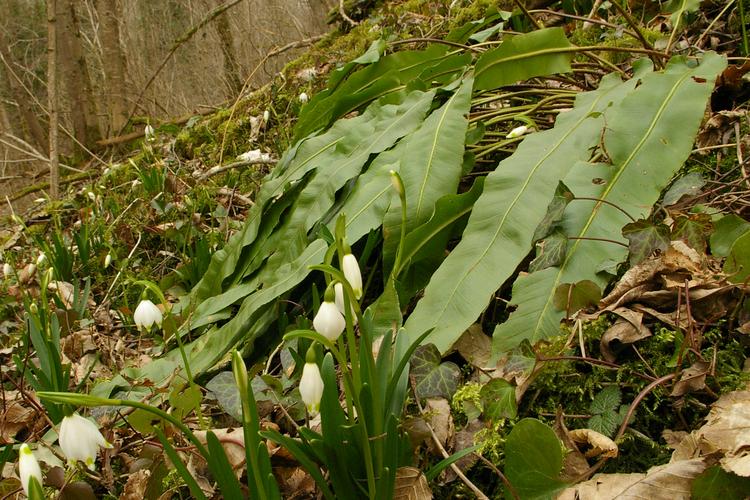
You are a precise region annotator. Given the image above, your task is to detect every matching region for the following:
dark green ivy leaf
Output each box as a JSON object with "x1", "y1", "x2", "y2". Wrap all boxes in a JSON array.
[
  {"x1": 622, "y1": 219, "x2": 671, "y2": 265},
  {"x1": 410, "y1": 344, "x2": 461, "y2": 399}
]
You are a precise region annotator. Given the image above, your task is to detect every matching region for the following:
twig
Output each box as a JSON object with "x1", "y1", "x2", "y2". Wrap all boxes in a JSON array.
[
  {"x1": 610, "y1": 0, "x2": 657, "y2": 56},
  {"x1": 512, "y1": 0, "x2": 543, "y2": 29},
  {"x1": 196, "y1": 156, "x2": 276, "y2": 181},
  {"x1": 339, "y1": 0, "x2": 359, "y2": 27},
  {"x1": 736, "y1": 121, "x2": 750, "y2": 189},
  {"x1": 614, "y1": 373, "x2": 676, "y2": 441},
  {"x1": 474, "y1": 453, "x2": 520, "y2": 500},
  {"x1": 410, "y1": 378, "x2": 489, "y2": 500}
]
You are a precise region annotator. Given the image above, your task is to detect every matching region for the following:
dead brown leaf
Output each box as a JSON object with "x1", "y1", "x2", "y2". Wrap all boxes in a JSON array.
[
  {"x1": 119, "y1": 469, "x2": 150, "y2": 500},
  {"x1": 0, "y1": 399, "x2": 35, "y2": 444},
  {"x1": 600, "y1": 308, "x2": 652, "y2": 362},
  {"x1": 558, "y1": 458, "x2": 707, "y2": 500},
  {"x1": 569, "y1": 429, "x2": 619, "y2": 459},
  {"x1": 443, "y1": 419, "x2": 483, "y2": 484},
  {"x1": 671, "y1": 360, "x2": 710, "y2": 397},
  {"x1": 394, "y1": 467, "x2": 432, "y2": 500},
  {"x1": 553, "y1": 412, "x2": 591, "y2": 482},
  {"x1": 194, "y1": 428, "x2": 246, "y2": 478},
  {"x1": 695, "y1": 390, "x2": 750, "y2": 476},
  {"x1": 425, "y1": 398, "x2": 453, "y2": 456},
  {"x1": 453, "y1": 324, "x2": 492, "y2": 369}
]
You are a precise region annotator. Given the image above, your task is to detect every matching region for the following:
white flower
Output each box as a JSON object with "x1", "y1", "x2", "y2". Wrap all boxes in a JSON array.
[
  {"x1": 298, "y1": 92, "x2": 309, "y2": 103},
  {"x1": 334, "y1": 282, "x2": 357, "y2": 325},
  {"x1": 313, "y1": 300, "x2": 345, "y2": 342},
  {"x1": 506, "y1": 125, "x2": 530, "y2": 139},
  {"x1": 36, "y1": 253, "x2": 46, "y2": 266},
  {"x1": 263, "y1": 110, "x2": 270, "y2": 122},
  {"x1": 2, "y1": 263, "x2": 12, "y2": 278},
  {"x1": 18, "y1": 443, "x2": 42, "y2": 497},
  {"x1": 342, "y1": 253, "x2": 363, "y2": 300},
  {"x1": 299, "y1": 362, "x2": 324, "y2": 415},
  {"x1": 144, "y1": 124, "x2": 155, "y2": 141},
  {"x1": 59, "y1": 413, "x2": 112, "y2": 470},
  {"x1": 133, "y1": 299, "x2": 163, "y2": 332},
  {"x1": 104, "y1": 254, "x2": 112, "y2": 269},
  {"x1": 87, "y1": 191, "x2": 96, "y2": 202}
]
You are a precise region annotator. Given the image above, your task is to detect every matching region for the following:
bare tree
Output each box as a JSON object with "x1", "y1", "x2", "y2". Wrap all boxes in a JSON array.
[
  {"x1": 213, "y1": 0, "x2": 242, "y2": 96},
  {"x1": 0, "y1": 30, "x2": 47, "y2": 151},
  {"x1": 57, "y1": 0, "x2": 100, "y2": 147},
  {"x1": 47, "y1": 0, "x2": 59, "y2": 199},
  {"x1": 94, "y1": 0, "x2": 128, "y2": 135}
]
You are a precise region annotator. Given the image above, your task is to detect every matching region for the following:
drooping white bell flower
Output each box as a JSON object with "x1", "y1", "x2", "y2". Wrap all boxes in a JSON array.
[
  {"x1": 18, "y1": 443, "x2": 43, "y2": 497},
  {"x1": 298, "y1": 92, "x2": 309, "y2": 103},
  {"x1": 104, "y1": 254, "x2": 112, "y2": 269},
  {"x1": 133, "y1": 299, "x2": 163, "y2": 332},
  {"x1": 313, "y1": 285, "x2": 345, "y2": 342},
  {"x1": 59, "y1": 413, "x2": 112, "y2": 470},
  {"x1": 144, "y1": 124, "x2": 155, "y2": 141},
  {"x1": 299, "y1": 356, "x2": 324, "y2": 416},
  {"x1": 263, "y1": 110, "x2": 270, "y2": 122},
  {"x1": 506, "y1": 125, "x2": 530, "y2": 139},
  {"x1": 334, "y1": 282, "x2": 357, "y2": 325},
  {"x1": 2, "y1": 263, "x2": 12, "y2": 278},
  {"x1": 342, "y1": 252, "x2": 363, "y2": 300},
  {"x1": 36, "y1": 252, "x2": 46, "y2": 266}
]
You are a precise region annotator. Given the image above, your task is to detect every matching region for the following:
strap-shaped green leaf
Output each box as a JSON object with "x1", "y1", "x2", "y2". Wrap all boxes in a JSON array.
[
  {"x1": 404, "y1": 72, "x2": 637, "y2": 353},
  {"x1": 493, "y1": 53, "x2": 726, "y2": 355},
  {"x1": 474, "y1": 28, "x2": 573, "y2": 91}
]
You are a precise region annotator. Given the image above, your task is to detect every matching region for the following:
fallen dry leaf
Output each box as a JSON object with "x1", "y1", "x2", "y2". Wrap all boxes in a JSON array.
[
  {"x1": 569, "y1": 428, "x2": 619, "y2": 459},
  {"x1": 453, "y1": 324, "x2": 492, "y2": 369},
  {"x1": 425, "y1": 398, "x2": 454, "y2": 456},
  {"x1": 0, "y1": 399, "x2": 36, "y2": 444},
  {"x1": 695, "y1": 390, "x2": 750, "y2": 476},
  {"x1": 671, "y1": 360, "x2": 710, "y2": 397},
  {"x1": 119, "y1": 469, "x2": 150, "y2": 500},
  {"x1": 558, "y1": 458, "x2": 707, "y2": 500},
  {"x1": 394, "y1": 467, "x2": 432, "y2": 500},
  {"x1": 600, "y1": 308, "x2": 652, "y2": 362},
  {"x1": 194, "y1": 428, "x2": 246, "y2": 478},
  {"x1": 553, "y1": 412, "x2": 591, "y2": 482}
]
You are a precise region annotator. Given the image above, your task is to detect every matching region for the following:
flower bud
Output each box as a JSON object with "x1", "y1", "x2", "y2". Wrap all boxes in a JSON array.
[
  {"x1": 263, "y1": 110, "x2": 270, "y2": 122},
  {"x1": 2, "y1": 263, "x2": 12, "y2": 278},
  {"x1": 299, "y1": 353, "x2": 324, "y2": 416},
  {"x1": 389, "y1": 170, "x2": 404, "y2": 197},
  {"x1": 104, "y1": 254, "x2": 112, "y2": 269},
  {"x1": 506, "y1": 125, "x2": 530, "y2": 139},
  {"x1": 342, "y1": 253, "x2": 363, "y2": 300},
  {"x1": 144, "y1": 124, "x2": 155, "y2": 141},
  {"x1": 18, "y1": 443, "x2": 42, "y2": 497}
]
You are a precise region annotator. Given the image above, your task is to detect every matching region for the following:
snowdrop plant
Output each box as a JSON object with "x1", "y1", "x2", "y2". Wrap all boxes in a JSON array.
[
  {"x1": 38, "y1": 350, "x2": 281, "y2": 500},
  {"x1": 133, "y1": 298, "x2": 163, "y2": 332},
  {"x1": 263, "y1": 207, "x2": 431, "y2": 500},
  {"x1": 18, "y1": 444, "x2": 44, "y2": 498},
  {"x1": 58, "y1": 413, "x2": 113, "y2": 470}
]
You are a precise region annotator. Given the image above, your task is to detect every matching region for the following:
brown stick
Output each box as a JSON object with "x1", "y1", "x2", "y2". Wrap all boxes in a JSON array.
[{"x1": 47, "y1": 0, "x2": 59, "y2": 199}]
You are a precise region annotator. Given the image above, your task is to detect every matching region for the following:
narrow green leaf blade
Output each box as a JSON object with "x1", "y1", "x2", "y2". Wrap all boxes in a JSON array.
[
  {"x1": 474, "y1": 28, "x2": 573, "y2": 91},
  {"x1": 405, "y1": 72, "x2": 636, "y2": 353},
  {"x1": 493, "y1": 53, "x2": 726, "y2": 355}
]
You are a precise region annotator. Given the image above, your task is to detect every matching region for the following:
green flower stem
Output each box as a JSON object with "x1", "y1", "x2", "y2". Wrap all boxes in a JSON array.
[{"x1": 37, "y1": 392, "x2": 211, "y2": 459}]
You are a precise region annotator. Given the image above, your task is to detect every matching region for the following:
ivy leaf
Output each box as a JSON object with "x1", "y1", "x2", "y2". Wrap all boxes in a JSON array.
[
  {"x1": 622, "y1": 219, "x2": 671, "y2": 265},
  {"x1": 410, "y1": 344, "x2": 461, "y2": 399},
  {"x1": 504, "y1": 419, "x2": 568, "y2": 499},
  {"x1": 532, "y1": 181, "x2": 575, "y2": 243},
  {"x1": 480, "y1": 378, "x2": 517, "y2": 420},
  {"x1": 672, "y1": 214, "x2": 712, "y2": 251},
  {"x1": 206, "y1": 371, "x2": 242, "y2": 422},
  {"x1": 724, "y1": 231, "x2": 750, "y2": 284},
  {"x1": 662, "y1": 172, "x2": 705, "y2": 206},
  {"x1": 529, "y1": 230, "x2": 568, "y2": 273}
]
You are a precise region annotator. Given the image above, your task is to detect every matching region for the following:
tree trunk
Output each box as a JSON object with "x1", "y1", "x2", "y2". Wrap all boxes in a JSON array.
[
  {"x1": 0, "y1": 31, "x2": 47, "y2": 151},
  {"x1": 213, "y1": 3, "x2": 243, "y2": 96},
  {"x1": 57, "y1": 0, "x2": 100, "y2": 148},
  {"x1": 94, "y1": 0, "x2": 128, "y2": 135},
  {"x1": 47, "y1": 0, "x2": 59, "y2": 200}
]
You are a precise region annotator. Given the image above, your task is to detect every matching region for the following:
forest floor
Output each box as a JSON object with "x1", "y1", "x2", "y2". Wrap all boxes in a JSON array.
[{"x1": 1, "y1": 0, "x2": 750, "y2": 499}]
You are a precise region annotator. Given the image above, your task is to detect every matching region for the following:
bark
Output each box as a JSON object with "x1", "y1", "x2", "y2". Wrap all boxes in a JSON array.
[
  {"x1": 213, "y1": 2, "x2": 243, "y2": 96},
  {"x1": 0, "y1": 31, "x2": 47, "y2": 150},
  {"x1": 57, "y1": 0, "x2": 100, "y2": 147},
  {"x1": 94, "y1": 0, "x2": 128, "y2": 135},
  {"x1": 47, "y1": 0, "x2": 59, "y2": 199}
]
